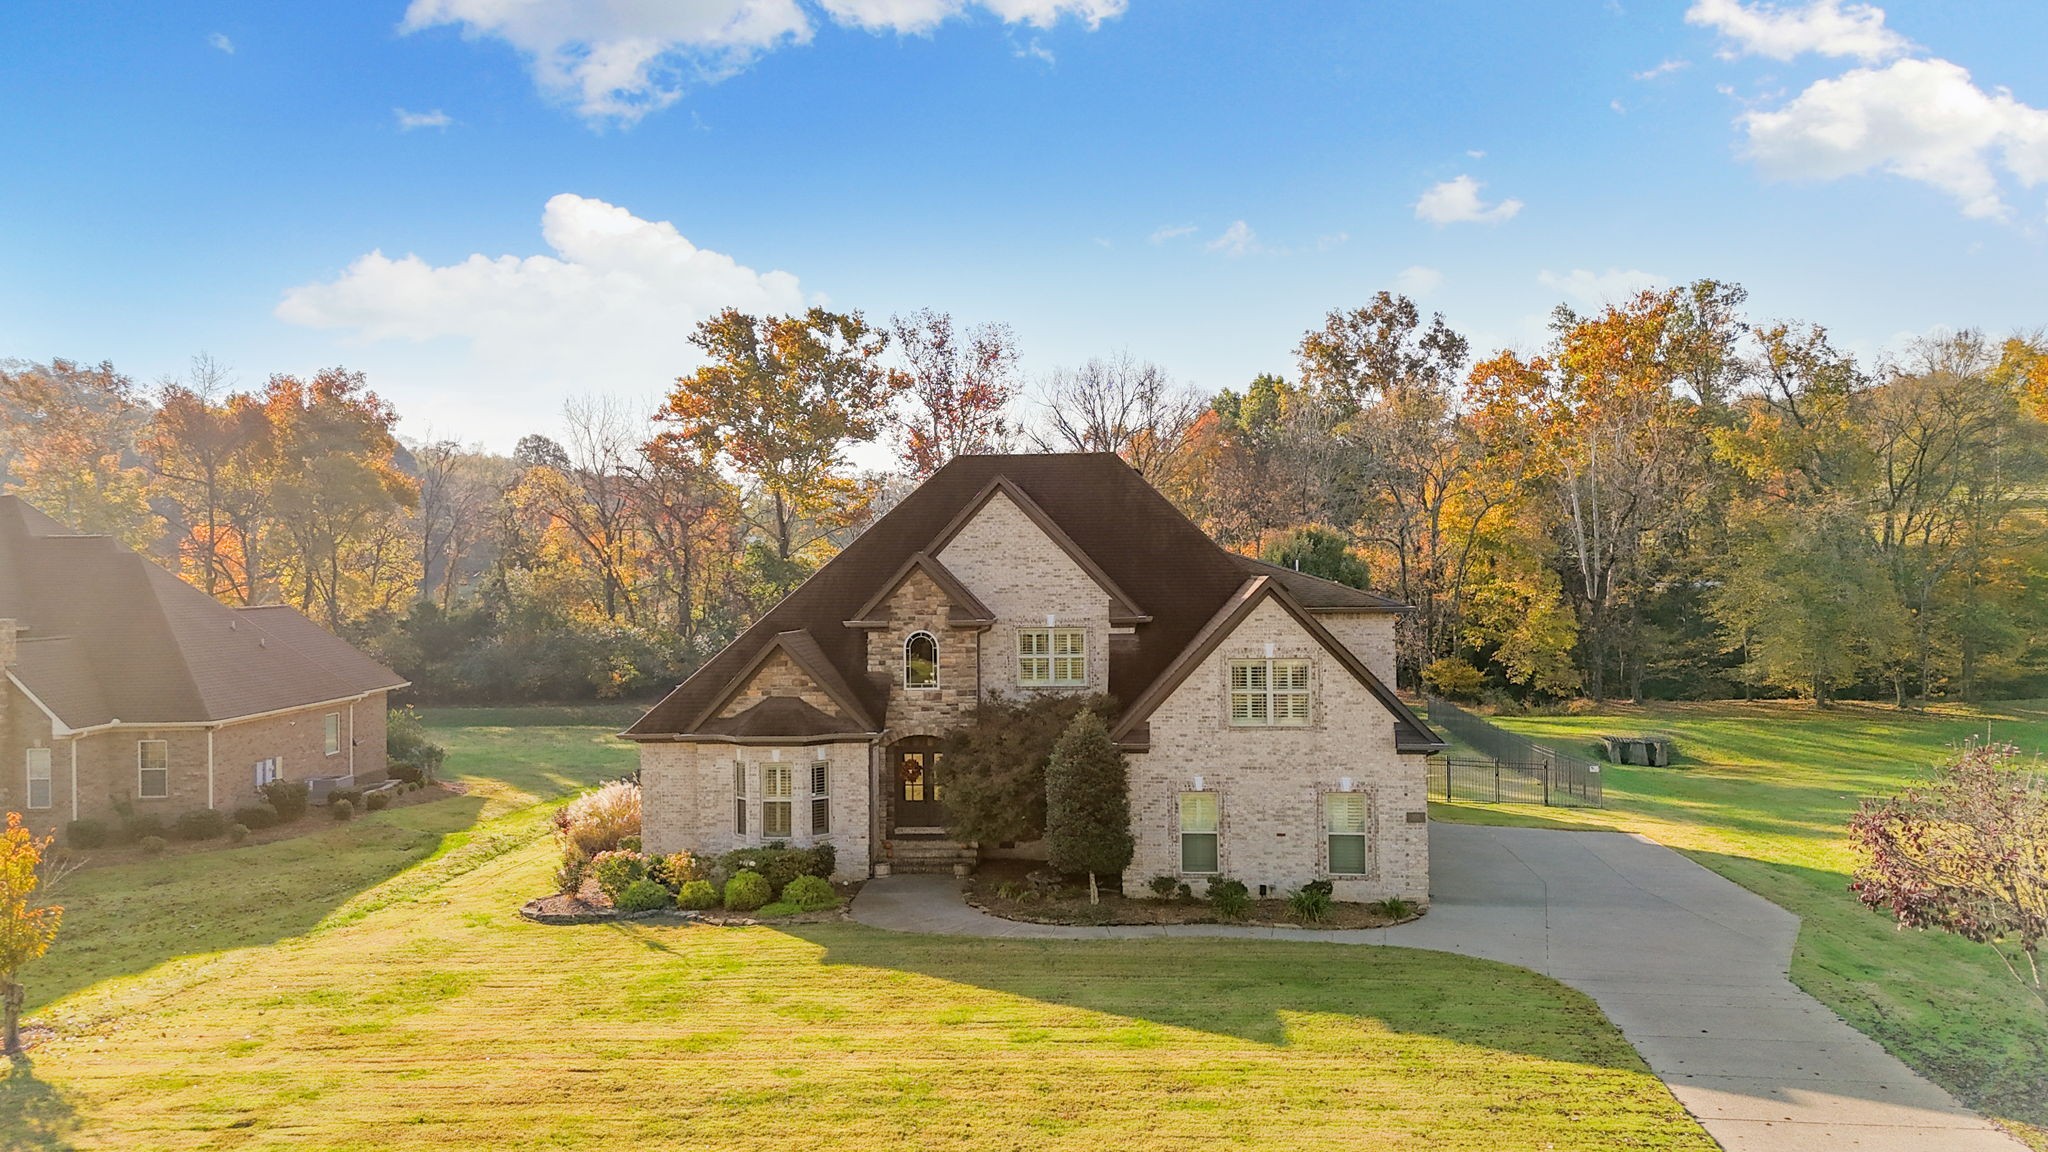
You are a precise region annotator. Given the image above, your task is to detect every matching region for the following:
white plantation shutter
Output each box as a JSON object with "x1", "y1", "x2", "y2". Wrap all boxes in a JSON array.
[
  {"x1": 811, "y1": 762, "x2": 831, "y2": 835},
  {"x1": 1275, "y1": 660, "x2": 1311, "y2": 725},
  {"x1": 1327, "y1": 793, "x2": 1368, "y2": 875},
  {"x1": 763, "y1": 765, "x2": 793, "y2": 838},
  {"x1": 1179, "y1": 791, "x2": 1219, "y2": 874},
  {"x1": 1231, "y1": 659, "x2": 1307, "y2": 726}
]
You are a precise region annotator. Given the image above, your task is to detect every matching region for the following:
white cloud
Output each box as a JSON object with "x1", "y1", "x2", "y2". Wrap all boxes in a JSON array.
[
  {"x1": 402, "y1": 0, "x2": 1124, "y2": 124},
  {"x1": 1685, "y1": 0, "x2": 1909, "y2": 63},
  {"x1": 395, "y1": 108, "x2": 455, "y2": 131},
  {"x1": 1414, "y1": 175, "x2": 1523, "y2": 225},
  {"x1": 1611, "y1": 99, "x2": 1627, "y2": 114},
  {"x1": 1395, "y1": 265, "x2": 1444, "y2": 297},
  {"x1": 1538, "y1": 268, "x2": 1669, "y2": 307},
  {"x1": 276, "y1": 193, "x2": 805, "y2": 396},
  {"x1": 1148, "y1": 223, "x2": 1197, "y2": 244},
  {"x1": 1465, "y1": 149, "x2": 1486, "y2": 159},
  {"x1": 208, "y1": 32, "x2": 235, "y2": 54},
  {"x1": 1740, "y1": 57, "x2": 2048, "y2": 220},
  {"x1": 1012, "y1": 36, "x2": 1056, "y2": 65},
  {"x1": 1633, "y1": 58, "x2": 1688, "y2": 80},
  {"x1": 1205, "y1": 220, "x2": 1261, "y2": 256}
]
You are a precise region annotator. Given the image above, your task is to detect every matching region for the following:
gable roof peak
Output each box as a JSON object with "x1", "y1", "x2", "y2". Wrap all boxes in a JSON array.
[{"x1": 928, "y1": 474, "x2": 1150, "y2": 625}]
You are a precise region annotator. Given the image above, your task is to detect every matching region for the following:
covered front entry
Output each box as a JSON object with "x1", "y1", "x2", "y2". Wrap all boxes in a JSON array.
[{"x1": 890, "y1": 736, "x2": 948, "y2": 830}]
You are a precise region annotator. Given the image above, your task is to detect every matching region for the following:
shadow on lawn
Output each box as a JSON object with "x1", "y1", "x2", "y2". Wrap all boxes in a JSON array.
[
  {"x1": 27, "y1": 795, "x2": 489, "y2": 1012},
  {"x1": 0, "y1": 1055, "x2": 78, "y2": 1152},
  {"x1": 774, "y1": 924, "x2": 1650, "y2": 1071}
]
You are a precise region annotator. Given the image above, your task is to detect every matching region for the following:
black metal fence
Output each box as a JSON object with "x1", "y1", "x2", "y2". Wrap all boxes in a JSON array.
[{"x1": 1425, "y1": 697, "x2": 1605, "y2": 808}]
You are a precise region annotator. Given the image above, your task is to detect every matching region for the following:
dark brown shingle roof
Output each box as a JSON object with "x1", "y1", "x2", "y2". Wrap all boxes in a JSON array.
[
  {"x1": 0, "y1": 496, "x2": 407, "y2": 730},
  {"x1": 627, "y1": 453, "x2": 1439, "y2": 749}
]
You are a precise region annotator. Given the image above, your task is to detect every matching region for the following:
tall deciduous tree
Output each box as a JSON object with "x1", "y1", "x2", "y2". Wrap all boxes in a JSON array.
[
  {"x1": 1, "y1": 812, "x2": 64, "y2": 1055},
  {"x1": 0, "y1": 358, "x2": 156, "y2": 547},
  {"x1": 1043, "y1": 709, "x2": 1134, "y2": 905},
  {"x1": 1036, "y1": 351, "x2": 1204, "y2": 491},
  {"x1": 660, "y1": 308, "x2": 907, "y2": 561},
  {"x1": 145, "y1": 355, "x2": 274, "y2": 601},
  {"x1": 890, "y1": 309, "x2": 1021, "y2": 476}
]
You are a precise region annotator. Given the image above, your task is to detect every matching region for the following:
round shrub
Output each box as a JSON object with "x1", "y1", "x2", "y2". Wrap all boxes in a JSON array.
[
  {"x1": 365, "y1": 791, "x2": 391, "y2": 812},
  {"x1": 330, "y1": 799, "x2": 354, "y2": 822},
  {"x1": 590, "y1": 850, "x2": 648, "y2": 902},
  {"x1": 1208, "y1": 878, "x2": 1252, "y2": 920},
  {"x1": 326, "y1": 787, "x2": 364, "y2": 810},
  {"x1": 259, "y1": 779, "x2": 311, "y2": 822},
  {"x1": 233, "y1": 804, "x2": 281, "y2": 831},
  {"x1": 781, "y1": 875, "x2": 838, "y2": 911},
  {"x1": 228, "y1": 823, "x2": 250, "y2": 843},
  {"x1": 723, "y1": 869, "x2": 771, "y2": 912},
  {"x1": 174, "y1": 808, "x2": 229, "y2": 841},
  {"x1": 647, "y1": 851, "x2": 707, "y2": 891},
  {"x1": 120, "y1": 815, "x2": 166, "y2": 845},
  {"x1": 139, "y1": 835, "x2": 168, "y2": 856},
  {"x1": 614, "y1": 878, "x2": 673, "y2": 913},
  {"x1": 66, "y1": 819, "x2": 111, "y2": 849},
  {"x1": 676, "y1": 879, "x2": 720, "y2": 910}
]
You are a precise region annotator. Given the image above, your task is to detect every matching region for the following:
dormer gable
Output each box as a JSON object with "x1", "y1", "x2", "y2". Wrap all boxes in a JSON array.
[{"x1": 843, "y1": 553, "x2": 996, "y2": 631}]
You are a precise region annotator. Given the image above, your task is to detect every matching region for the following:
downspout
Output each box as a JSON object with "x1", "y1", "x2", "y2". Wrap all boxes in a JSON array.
[
  {"x1": 207, "y1": 727, "x2": 216, "y2": 810},
  {"x1": 347, "y1": 702, "x2": 356, "y2": 781},
  {"x1": 69, "y1": 738, "x2": 78, "y2": 822}
]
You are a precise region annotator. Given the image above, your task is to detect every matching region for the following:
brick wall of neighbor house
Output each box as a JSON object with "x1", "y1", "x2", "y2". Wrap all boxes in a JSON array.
[
  {"x1": 1316, "y1": 612, "x2": 1400, "y2": 689},
  {"x1": 866, "y1": 568, "x2": 982, "y2": 735},
  {"x1": 1122, "y1": 598, "x2": 1429, "y2": 903},
  {"x1": 641, "y1": 741, "x2": 872, "y2": 880},
  {"x1": 936, "y1": 490, "x2": 1112, "y2": 699},
  {"x1": 715, "y1": 651, "x2": 853, "y2": 723},
  {"x1": 0, "y1": 681, "x2": 58, "y2": 824}
]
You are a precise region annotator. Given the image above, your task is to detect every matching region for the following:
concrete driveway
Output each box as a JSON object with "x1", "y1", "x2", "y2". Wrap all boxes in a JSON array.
[{"x1": 850, "y1": 822, "x2": 2025, "y2": 1151}]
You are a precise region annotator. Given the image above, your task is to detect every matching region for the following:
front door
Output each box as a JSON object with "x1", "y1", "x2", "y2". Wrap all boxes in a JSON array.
[{"x1": 892, "y1": 738, "x2": 948, "y2": 830}]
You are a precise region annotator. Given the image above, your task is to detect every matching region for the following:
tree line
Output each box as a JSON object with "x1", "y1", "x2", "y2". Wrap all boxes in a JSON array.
[{"x1": 4, "y1": 283, "x2": 2044, "y2": 707}]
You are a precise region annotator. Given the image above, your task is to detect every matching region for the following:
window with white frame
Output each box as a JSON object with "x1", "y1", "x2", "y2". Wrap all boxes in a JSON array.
[
  {"x1": 811, "y1": 761, "x2": 831, "y2": 835},
  {"x1": 733, "y1": 762, "x2": 749, "y2": 835},
  {"x1": 254, "y1": 758, "x2": 282, "y2": 787},
  {"x1": 324, "y1": 712, "x2": 342, "y2": 756},
  {"x1": 25, "y1": 748, "x2": 52, "y2": 810},
  {"x1": 1326, "y1": 793, "x2": 1369, "y2": 875},
  {"x1": 763, "y1": 764, "x2": 793, "y2": 838},
  {"x1": 1178, "y1": 791, "x2": 1219, "y2": 874},
  {"x1": 904, "y1": 632, "x2": 939, "y2": 689},
  {"x1": 137, "y1": 740, "x2": 170, "y2": 799},
  {"x1": 1228, "y1": 659, "x2": 1311, "y2": 726},
  {"x1": 1018, "y1": 627, "x2": 1087, "y2": 687}
]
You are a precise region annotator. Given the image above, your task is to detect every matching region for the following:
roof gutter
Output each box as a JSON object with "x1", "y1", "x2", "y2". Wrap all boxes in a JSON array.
[{"x1": 21, "y1": 681, "x2": 409, "y2": 738}]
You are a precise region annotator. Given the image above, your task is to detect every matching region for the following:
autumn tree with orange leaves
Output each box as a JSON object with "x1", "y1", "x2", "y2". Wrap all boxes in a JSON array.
[{"x1": 1, "y1": 812, "x2": 64, "y2": 1055}]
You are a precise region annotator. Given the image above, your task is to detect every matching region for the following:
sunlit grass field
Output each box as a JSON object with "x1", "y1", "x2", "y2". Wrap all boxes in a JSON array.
[{"x1": 1429, "y1": 698, "x2": 2048, "y2": 1147}]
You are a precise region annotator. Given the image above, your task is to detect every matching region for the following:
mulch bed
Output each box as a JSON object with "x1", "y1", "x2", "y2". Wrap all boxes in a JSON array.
[
  {"x1": 964, "y1": 858, "x2": 1423, "y2": 930},
  {"x1": 519, "y1": 876, "x2": 862, "y2": 927},
  {"x1": 49, "y1": 781, "x2": 467, "y2": 870}
]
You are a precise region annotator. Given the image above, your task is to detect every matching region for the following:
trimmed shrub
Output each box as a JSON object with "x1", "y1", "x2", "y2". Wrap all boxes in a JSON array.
[
  {"x1": 1208, "y1": 878, "x2": 1252, "y2": 920},
  {"x1": 1147, "y1": 875, "x2": 1178, "y2": 899},
  {"x1": 330, "y1": 799, "x2": 354, "y2": 822},
  {"x1": 259, "y1": 779, "x2": 310, "y2": 822},
  {"x1": 138, "y1": 835, "x2": 168, "y2": 856},
  {"x1": 120, "y1": 815, "x2": 166, "y2": 845},
  {"x1": 614, "y1": 878, "x2": 673, "y2": 913},
  {"x1": 228, "y1": 823, "x2": 250, "y2": 843},
  {"x1": 387, "y1": 763, "x2": 424, "y2": 786},
  {"x1": 781, "y1": 875, "x2": 838, "y2": 911},
  {"x1": 718, "y1": 845, "x2": 833, "y2": 893},
  {"x1": 647, "y1": 851, "x2": 708, "y2": 891},
  {"x1": 619, "y1": 835, "x2": 642, "y2": 853},
  {"x1": 174, "y1": 809, "x2": 229, "y2": 841},
  {"x1": 365, "y1": 791, "x2": 391, "y2": 812},
  {"x1": 590, "y1": 850, "x2": 648, "y2": 902},
  {"x1": 233, "y1": 804, "x2": 280, "y2": 831},
  {"x1": 326, "y1": 787, "x2": 364, "y2": 810},
  {"x1": 66, "y1": 819, "x2": 111, "y2": 849},
  {"x1": 723, "y1": 870, "x2": 771, "y2": 912},
  {"x1": 676, "y1": 879, "x2": 720, "y2": 910},
  {"x1": 1288, "y1": 879, "x2": 1334, "y2": 924}
]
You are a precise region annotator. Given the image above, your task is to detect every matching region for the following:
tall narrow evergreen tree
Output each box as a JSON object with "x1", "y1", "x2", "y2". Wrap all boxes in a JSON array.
[{"x1": 1043, "y1": 709, "x2": 1134, "y2": 904}]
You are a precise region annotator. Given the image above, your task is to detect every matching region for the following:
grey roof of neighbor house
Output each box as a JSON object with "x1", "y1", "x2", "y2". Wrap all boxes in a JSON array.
[
  {"x1": 0, "y1": 496, "x2": 408, "y2": 731},
  {"x1": 626, "y1": 452, "x2": 1439, "y2": 751}
]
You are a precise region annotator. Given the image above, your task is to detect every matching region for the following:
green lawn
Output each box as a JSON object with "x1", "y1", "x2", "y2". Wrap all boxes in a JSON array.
[
  {"x1": 1429, "y1": 698, "x2": 2048, "y2": 1148},
  {"x1": 6, "y1": 705, "x2": 1716, "y2": 1151}
]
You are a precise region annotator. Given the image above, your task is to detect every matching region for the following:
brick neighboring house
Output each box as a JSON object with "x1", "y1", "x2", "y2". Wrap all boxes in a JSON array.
[
  {"x1": 627, "y1": 454, "x2": 1444, "y2": 902},
  {"x1": 0, "y1": 496, "x2": 409, "y2": 830}
]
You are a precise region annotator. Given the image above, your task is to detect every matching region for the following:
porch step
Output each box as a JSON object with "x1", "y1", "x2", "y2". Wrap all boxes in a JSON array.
[{"x1": 883, "y1": 837, "x2": 978, "y2": 874}]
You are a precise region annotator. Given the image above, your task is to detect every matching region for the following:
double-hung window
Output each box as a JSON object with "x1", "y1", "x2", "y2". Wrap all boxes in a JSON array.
[
  {"x1": 733, "y1": 762, "x2": 749, "y2": 836},
  {"x1": 1018, "y1": 628, "x2": 1087, "y2": 687},
  {"x1": 324, "y1": 712, "x2": 342, "y2": 756},
  {"x1": 137, "y1": 740, "x2": 170, "y2": 799},
  {"x1": 1228, "y1": 659, "x2": 1310, "y2": 726},
  {"x1": 25, "y1": 748, "x2": 52, "y2": 810},
  {"x1": 1326, "y1": 793, "x2": 1369, "y2": 875},
  {"x1": 763, "y1": 765, "x2": 793, "y2": 838},
  {"x1": 811, "y1": 762, "x2": 831, "y2": 836},
  {"x1": 1179, "y1": 791, "x2": 1219, "y2": 874},
  {"x1": 254, "y1": 758, "x2": 282, "y2": 787}
]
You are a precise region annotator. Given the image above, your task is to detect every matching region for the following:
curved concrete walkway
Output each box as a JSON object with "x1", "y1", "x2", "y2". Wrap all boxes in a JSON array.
[{"x1": 850, "y1": 822, "x2": 2025, "y2": 1152}]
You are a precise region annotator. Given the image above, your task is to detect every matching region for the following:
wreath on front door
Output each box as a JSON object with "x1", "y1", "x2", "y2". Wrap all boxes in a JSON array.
[{"x1": 899, "y1": 759, "x2": 923, "y2": 784}]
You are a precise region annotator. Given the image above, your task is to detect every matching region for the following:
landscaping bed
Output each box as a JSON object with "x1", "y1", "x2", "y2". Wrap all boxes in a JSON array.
[
  {"x1": 521, "y1": 873, "x2": 859, "y2": 926},
  {"x1": 51, "y1": 779, "x2": 465, "y2": 869},
  {"x1": 964, "y1": 858, "x2": 1424, "y2": 929}
]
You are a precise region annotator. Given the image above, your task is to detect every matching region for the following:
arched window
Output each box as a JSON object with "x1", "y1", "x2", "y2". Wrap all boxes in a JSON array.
[{"x1": 904, "y1": 632, "x2": 939, "y2": 689}]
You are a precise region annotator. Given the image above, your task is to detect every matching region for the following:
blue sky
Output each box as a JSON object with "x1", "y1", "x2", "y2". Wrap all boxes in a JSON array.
[{"x1": 2, "y1": 0, "x2": 2044, "y2": 451}]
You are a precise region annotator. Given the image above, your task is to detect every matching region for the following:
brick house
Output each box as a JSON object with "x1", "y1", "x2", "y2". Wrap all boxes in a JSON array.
[
  {"x1": 0, "y1": 496, "x2": 409, "y2": 831},
  {"x1": 628, "y1": 454, "x2": 1443, "y2": 901}
]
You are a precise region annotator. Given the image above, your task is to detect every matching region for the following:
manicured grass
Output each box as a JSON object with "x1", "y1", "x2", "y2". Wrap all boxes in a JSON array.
[
  {"x1": 6, "y1": 705, "x2": 1717, "y2": 1151},
  {"x1": 1429, "y1": 699, "x2": 2048, "y2": 1147},
  {"x1": 11, "y1": 833, "x2": 1714, "y2": 1151}
]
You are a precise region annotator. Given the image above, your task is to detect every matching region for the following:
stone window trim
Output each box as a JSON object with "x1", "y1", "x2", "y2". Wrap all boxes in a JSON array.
[
  {"x1": 137, "y1": 739, "x2": 170, "y2": 800},
  {"x1": 1216, "y1": 648, "x2": 1320, "y2": 730},
  {"x1": 1323, "y1": 788, "x2": 1376, "y2": 880},
  {"x1": 903, "y1": 631, "x2": 941, "y2": 691},
  {"x1": 25, "y1": 747, "x2": 52, "y2": 811},
  {"x1": 1018, "y1": 626, "x2": 1088, "y2": 688}
]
